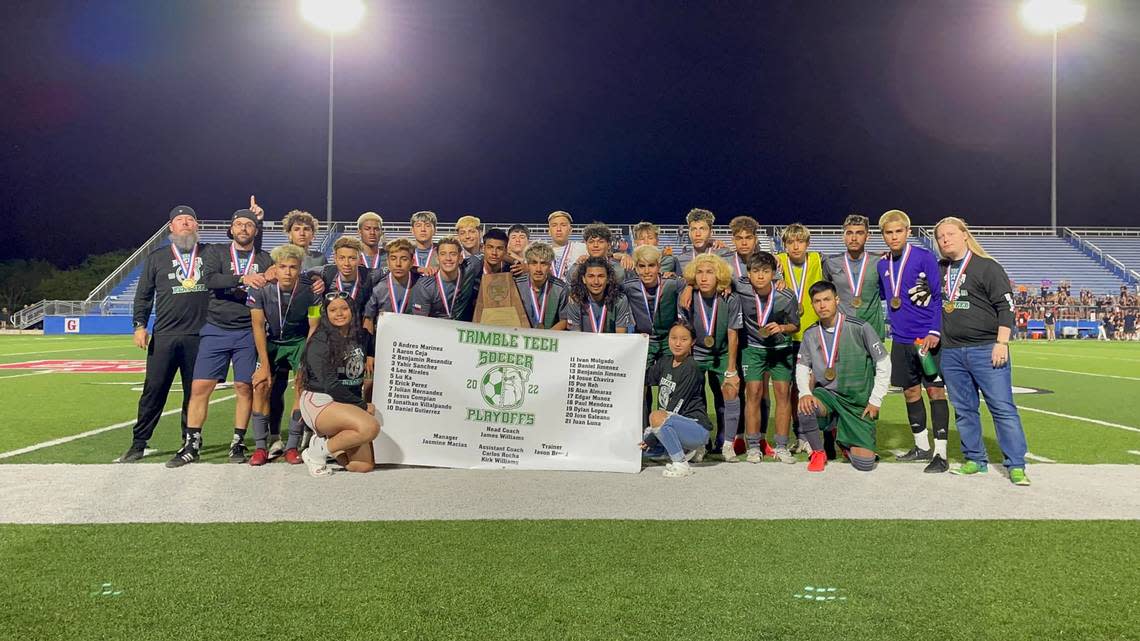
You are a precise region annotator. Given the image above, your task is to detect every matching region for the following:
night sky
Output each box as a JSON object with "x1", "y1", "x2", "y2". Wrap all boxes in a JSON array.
[{"x1": 3, "y1": 1, "x2": 1138, "y2": 265}]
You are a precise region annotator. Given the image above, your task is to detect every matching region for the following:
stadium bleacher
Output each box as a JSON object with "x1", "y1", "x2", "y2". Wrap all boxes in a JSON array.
[
  {"x1": 1078, "y1": 235, "x2": 1140, "y2": 275},
  {"x1": 977, "y1": 234, "x2": 1127, "y2": 295}
]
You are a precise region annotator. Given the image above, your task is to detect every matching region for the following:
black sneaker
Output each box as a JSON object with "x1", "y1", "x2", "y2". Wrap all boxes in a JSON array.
[
  {"x1": 228, "y1": 441, "x2": 248, "y2": 463},
  {"x1": 896, "y1": 446, "x2": 933, "y2": 462},
  {"x1": 923, "y1": 454, "x2": 949, "y2": 473},
  {"x1": 166, "y1": 447, "x2": 199, "y2": 468},
  {"x1": 118, "y1": 446, "x2": 146, "y2": 463}
]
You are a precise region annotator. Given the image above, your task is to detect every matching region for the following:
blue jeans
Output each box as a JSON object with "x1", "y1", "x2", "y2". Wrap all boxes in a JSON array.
[
  {"x1": 941, "y1": 344, "x2": 1028, "y2": 469},
  {"x1": 645, "y1": 414, "x2": 710, "y2": 462}
]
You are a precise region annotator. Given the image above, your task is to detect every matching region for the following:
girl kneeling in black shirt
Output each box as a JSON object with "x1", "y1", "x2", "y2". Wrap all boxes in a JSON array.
[{"x1": 298, "y1": 292, "x2": 380, "y2": 476}]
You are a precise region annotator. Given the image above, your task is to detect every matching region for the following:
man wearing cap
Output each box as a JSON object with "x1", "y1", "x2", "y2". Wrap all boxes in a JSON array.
[
  {"x1": 168, "y1": 208, "x2": 274, "y2": 468},
  {"x1": 119, "y1": 206, "x2": 211, "y2": 463},
  {"x1": 547, "y1": 211, "x2": 587, "y2": 282}
]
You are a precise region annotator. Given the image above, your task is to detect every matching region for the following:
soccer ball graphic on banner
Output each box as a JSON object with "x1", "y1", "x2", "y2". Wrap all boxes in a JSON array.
[{"x1": 481, "y1": 366, "x2": 527, "y2": 410}]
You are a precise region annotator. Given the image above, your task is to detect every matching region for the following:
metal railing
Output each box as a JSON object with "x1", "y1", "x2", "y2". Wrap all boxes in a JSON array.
[{"x1": 84, "y1": 224, "x2": 170, "y2": 303}]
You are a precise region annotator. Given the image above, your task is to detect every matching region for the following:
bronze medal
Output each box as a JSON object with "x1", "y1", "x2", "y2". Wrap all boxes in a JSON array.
[
  {"x1": 944, "y1": 302, "x2": 955, "y2": 314},
  {"x1": 890, "y1": 296, "x2": 902, "y2": 310},
  {"x1": 851, "y1": 296, "x2": 862, "y2": 308},
  {"x1": 703, "y1": 335, "x2": 715, "y2": 348},
  {"x1": 758, "y1": 327, "x2": 770, "y2": 338},
  {"x1": 824, "y1": 366, "x2": 836, "y2": 381},
  {"x1": 182, "y1": 278, "x2": 196, "y2": 288}
]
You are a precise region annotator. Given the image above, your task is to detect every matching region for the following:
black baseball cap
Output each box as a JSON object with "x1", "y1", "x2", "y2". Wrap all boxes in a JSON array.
[
  {"x1": 231, "y1": 209, "x2": 258, "y2": 224},
  {"x1": 169, "y1": 205, "x2": 197, "y2": 221}
]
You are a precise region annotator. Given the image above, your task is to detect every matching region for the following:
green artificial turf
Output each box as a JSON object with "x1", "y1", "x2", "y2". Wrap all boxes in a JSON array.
[
  {"x1": 0, "y1": 336, "x2": 1138, "y2": 464},
  {"x1": 1, "y1": 520, "x2": 1137, "y2": 641}
]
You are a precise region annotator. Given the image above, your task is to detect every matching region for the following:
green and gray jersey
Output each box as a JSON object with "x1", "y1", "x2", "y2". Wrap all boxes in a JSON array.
[
  {"x1": 736, "y1": 286, "x2": 800, "y2": 349},
  {"x1": 821, "y1": 252, "x2": 885, "y2": 340},
  {"x1": 796, "y1": 315, "x2": 890, "y2": 408}
]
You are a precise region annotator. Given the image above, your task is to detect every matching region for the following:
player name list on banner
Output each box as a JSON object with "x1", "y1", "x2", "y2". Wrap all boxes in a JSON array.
[{"x1": 372, "y1": 313, "x2": 647, "y2": 473}]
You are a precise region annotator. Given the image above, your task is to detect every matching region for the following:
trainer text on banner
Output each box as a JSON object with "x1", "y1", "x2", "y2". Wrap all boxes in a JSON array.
[{"x1": 372, "y1": 313, "x2": 647, "y2": 472}]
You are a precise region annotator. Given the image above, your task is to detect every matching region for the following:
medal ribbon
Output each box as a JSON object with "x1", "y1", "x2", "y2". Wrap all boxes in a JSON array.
[
  {"x1": 555, "y1": 243, "x2": 572, "y2": 278},
  {"x1": 335, "y1": 273, "x2": 360, "y2": 300},
  {"x1": 697, "y1": 295, "x2": 719, "y2": 342},
  {"x1": 789, "y1": 260, "x2": 808, "y2": 306},
  {"x1": 945, "y1": 250, "x2": 973, "y2": 303},
  {"x1": 230, "y1": 243, "x2": 254, "y2": 278},
  {"x1": 887, "y1": 244, "x2": 913, "y2": 301},
  {"x1": 435, "y1": 273, "x2": 459, "y2": 317},
  {"x1": 733, "y1": 254, "x2": 744, "y2": 279},
  {"x1": 361, "y1": 251, "x2": 382, "y2": 270},
  {"x1": 529, "y1": 281, "x2": 549, "y2": 327},
  {"x1": 414, "y1": 246, "x2": 436, "y2": 268},
  {"x1": 639, "y1": 280, "x2": 662, "y2": 324},
  {"x1": 587, "y1": 300, "x2": 608, "y2": 333},
  {"x1": 387, "y1": 274, "x2": 410, "y2": 313},
  {"x1": 818, "y1": 313, "x2": 845, "y2": 372},
  {"x1": 171, "y1": 244, "x2": 198, "y2": 281},
  {"x1": 275, "y1": 281, "x2": 299, "y2": 335},
  {"x1": 754, "y1": 287, "x2": 775, "y2": 329},
  {"x1": 844, "y1": 253, "x2": 868, "y2": 298}
]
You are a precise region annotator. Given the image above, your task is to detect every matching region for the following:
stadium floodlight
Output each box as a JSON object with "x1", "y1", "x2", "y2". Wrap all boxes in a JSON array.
[
  {"x1": 300, "y1": 0, "x2": 366, "y2": 224},
  {"x1": 1019, "y1": 0, "x2": 1086, "y2": 34},
  {"x1": 1019, "y1": 0, "x2": 1085, "y2": 233}
]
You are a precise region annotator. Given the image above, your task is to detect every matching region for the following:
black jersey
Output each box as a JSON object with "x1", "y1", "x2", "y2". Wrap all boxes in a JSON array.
[
  {"x1": 132, "y1": 243, "x2": 210, "y2": 335},
  {"x1": 200, "y1": 243, "x2": 273, "y2": 330}
]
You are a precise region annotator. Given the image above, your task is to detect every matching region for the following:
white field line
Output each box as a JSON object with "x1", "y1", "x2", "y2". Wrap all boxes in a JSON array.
[
  {"x1": 0, "y1": 345, "x2": 129, "y2": 357},
  {"x1": 1016, "y1": 366, "x2": 1140, "y2": 382},
  {"x1": 0, "y1": 394, "x2": 237, "y2": 460},
  {"x1": 1024, "y1": 452, "x2": 1056, "y2": 463},
  {"x1": 1128, "y1": 450, "x2": 1140, "y2": 457},
  {"x1": 1018, "y1": 406, "x2": 1140, "y2": 434},
  {"x1": 1015, "y1": 352, "x2": 1140, "y2": 364},
  {"x1": 0, "y1": 371, "x2": 54, "y2": 381}
]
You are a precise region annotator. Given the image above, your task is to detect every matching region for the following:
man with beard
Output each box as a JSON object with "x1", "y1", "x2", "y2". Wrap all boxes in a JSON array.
[
  {"x1": 168, "y1": 209, "x2": 274, "y2": 467},
  {"x1": 119, "y1": 206, "x2": 211, "y2": 462},
  {"x1": 822, "y1": 214, "x2": 885, "y2": 340},
  {"x1": 356, "y1": 212, "x2": 387, "y2": 278}
]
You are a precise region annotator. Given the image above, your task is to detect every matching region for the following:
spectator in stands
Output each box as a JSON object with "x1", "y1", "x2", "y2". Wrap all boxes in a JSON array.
[
  {"x1": 1105, "y1": 313, "x2": 1118, "y2": 340},
  {"x1": 1097, "y1": 312, "x2": 1109, "y2": 341},
  {"x1": 1125, "y1": 310, "x2": 1137, "y2": 340},
  {"x1": 120, "y1": 205, "x2": 210, "y2": 463},
  {"x1": 1044, "y1": 308, "x2": 1056, "y2": 341},
  {"x1": 356, "y1": 212, "x2": 387, "y2": 275},
  {"x1": 934, "y1": 217, "x2": 1030, "y2": 486},
  {"x1": 1016, "y1": 311, "x2": 1029, "y2": 341}
]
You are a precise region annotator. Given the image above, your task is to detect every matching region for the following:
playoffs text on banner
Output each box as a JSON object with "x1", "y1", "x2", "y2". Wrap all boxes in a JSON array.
[{"x1": 372, "y1": 314, "x2": 647, "y2": 473}]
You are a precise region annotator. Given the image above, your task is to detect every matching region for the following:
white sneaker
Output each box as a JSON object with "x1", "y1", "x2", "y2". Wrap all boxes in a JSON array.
[
  {"x1": 267, "y1": 439, "x2": 285, "y2": 459},
  {"x1": 301, "y1": 436, "x2": 332, "y2": 477},
  {"x1": 789, "y1": 438, "x2": 811, "y2": 455},
  {"x1": 774, "y1": 446, "x2": 796, "y2": 464},
  {"x1": 722, "y1": 443, "x2": 739, "y2": 463},
  {"x1": 662, "y1": 461, "x2": 694, "y2": 478},
  {"x1": 685, "y1": 446, "x2": 706, "y2": 464},
  {"x1": 746, "y1": 447, "x2": 763, "y2": 464}
]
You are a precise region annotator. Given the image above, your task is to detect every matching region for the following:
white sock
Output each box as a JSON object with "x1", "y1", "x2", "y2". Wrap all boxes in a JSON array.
[
  {"x1": 934, "y1": 439, "x2": 947, "y2": 459},
  {"x1": 913, "y1": 429, "x2": 930, "y2": 450}
]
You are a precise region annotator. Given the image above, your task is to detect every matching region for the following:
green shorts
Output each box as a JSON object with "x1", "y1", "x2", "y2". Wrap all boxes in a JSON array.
[
  {"x1": 647, "y1": 338, "x2": 669, "y2": 368},
  {"x1": 740, "y1": 345, "x2": 794, "y2": 382},
  {"x1": 266, "y1": 338, "x2": 306, "y2": 372},
  {"x1": 812, "y1": 387, "x2": 876, "y2": 451},
  {"x1": 696, "y1": 353, "x2": 729, "y2": 386}
]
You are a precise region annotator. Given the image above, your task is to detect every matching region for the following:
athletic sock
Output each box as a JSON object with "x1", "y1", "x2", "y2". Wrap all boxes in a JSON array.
[
  {"x1": 232, "y1": 428, "x2": 247, "y2": 446},
  {"x1": 722, "y1": 398, "x2": 741, "y2": 441},
  {"x1": 775, "y1": 434, "x2": 789, "y2": 449},
  {"x1": 251, "y1": 413, "x2": 270, "y2": 450},
  {"x1": 906, "y1": 400, "x2": 929, "y2": 450},
  {"x1": 285, "y1": 410, "x2": 304, "y2": 450},
  {"x1": 745, "y1": 433, "x2": 762, "y2": 450},
  {"x1": 929, "y1": 399, "x2": 950, "y2": 441},
  {"x1": 934, "y1": 439, "x2": 947, "y2": 459},
  {"x1": 185, "y1": 427, "x2": 202, "y2": 452}
]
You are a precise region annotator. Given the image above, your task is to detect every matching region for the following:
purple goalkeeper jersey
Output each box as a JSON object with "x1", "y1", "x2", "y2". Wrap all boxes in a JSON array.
[{"x1": 876, "y1": 244, "x2": 942, "y2": 342}]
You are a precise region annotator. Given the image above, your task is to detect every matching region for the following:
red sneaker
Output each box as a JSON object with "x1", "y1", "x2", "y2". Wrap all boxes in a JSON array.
[
  {"x1": 808, "y1": 450, "x2": 827, "y2": 472},
  {"x1": 761, "y1": 440, "x2": 777, "y2": 458},
  {"x1": 733, "y1": 436, "x2": 747, "y2": 455},
  {"x1": 249, "y1": 448, "x2": 269, "y2": 466},
  {"x1": 284, "y1": 448, "x2": 303, "y2": 465}
]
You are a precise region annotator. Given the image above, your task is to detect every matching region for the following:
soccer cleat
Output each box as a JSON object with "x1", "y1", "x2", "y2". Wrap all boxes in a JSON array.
[
  {"x1": 951, "y1": 460, "x2": 988, "y2": 476},
  {"x1": 662, "y1": 461, "x2": 694, "y2": 478},
  {"x1": 923, "y1": 454, "x2": 949, "y2": 474},
  {"x1": 733, "y1": 435, "x2": 747, "y2": 456},
  {"x1": 165, "y1": 446, "x2": 199, "y2": 469},
  {"x1": 117, "y1": 446, "x2": 146, "y2": 463},
  {"x1": 774, "y1": 446, "x2": 796, "y2": 464},
  {"x1": 1009, "y1": 468, "x2": 1031, "y2": 486},
  {"x1": 789, "y1": 438, "x2": 811, "y2": 455},
  {"x1": 746, "y1": 447, "x2": 763, "y2": 464},
  {"x1": 228, "y1": 441, "x2": 249, "y2": 464},
  {"x1": 807, "y1": 450, "x2": 827, "y2": 472},
  {"x1": 267, "y1": 439, "x2": 285, "y2": 459},
  {"x1": 302, "y1": 436, "x2": 332, "y2": 477},
  {"x1": 249, "y1": 448, "x2": 269, "y2": 466},
  {"x1": 722, "y1": 445, "x2": 739, "y2": 463},
  {"x1": 896, "y1": 446, "x2": 933, "y2": 462},
  {"x1": 284, "y1": 448, "x2": 303, "y2": 465},
  {"x1": 685, "y1": 446, "x2": 707, "y2": 464}
]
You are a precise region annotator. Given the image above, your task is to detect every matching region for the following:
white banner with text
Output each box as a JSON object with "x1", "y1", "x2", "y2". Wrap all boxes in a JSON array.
[{"x1": 372, "y1": 313, "x2": 647, "y2": 473}]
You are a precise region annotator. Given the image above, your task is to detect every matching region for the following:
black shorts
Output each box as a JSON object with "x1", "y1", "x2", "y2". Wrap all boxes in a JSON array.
[{"x1": 890, "y1": 340, "x2": 944, "y2": 389}]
